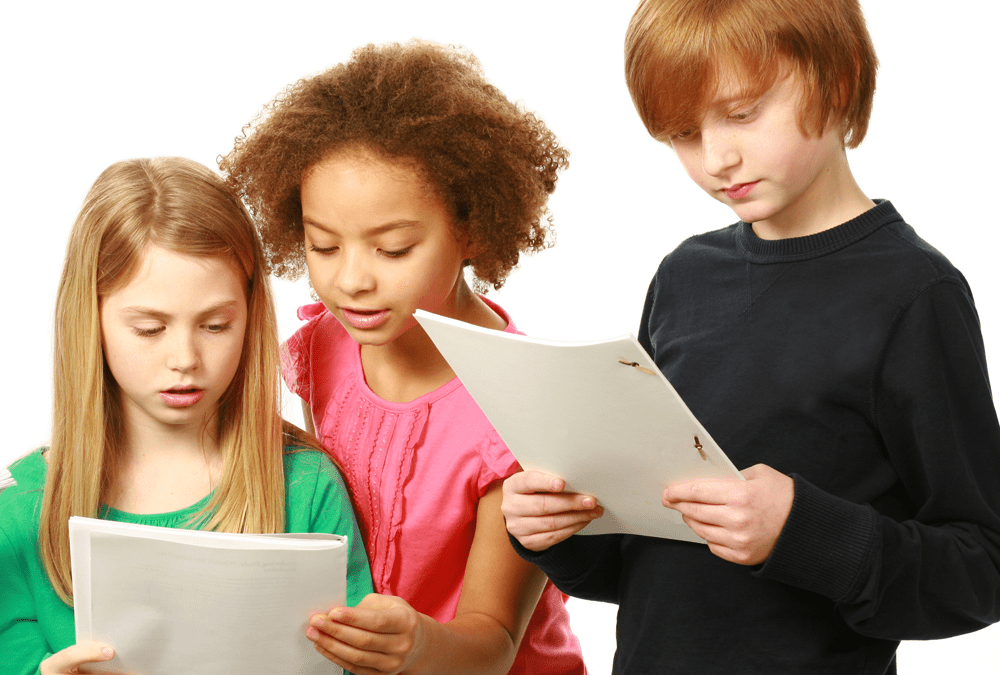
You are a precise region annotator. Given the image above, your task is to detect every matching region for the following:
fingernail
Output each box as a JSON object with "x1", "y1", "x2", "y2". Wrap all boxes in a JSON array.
[
  {"x1": 310, "y1": 615, "x2": 324, "y2": 627},
  {"x1": 102, "y1": 647, "x2": 114, "y2": 658},
  {"x1": 582, "y1": 497, "x2": 594, "y2": 508}
]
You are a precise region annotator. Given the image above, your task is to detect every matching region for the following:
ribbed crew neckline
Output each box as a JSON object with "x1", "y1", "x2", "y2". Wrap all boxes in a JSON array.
[{"x1": 735, "y1": 199, "x2": 900, "y2": 264}]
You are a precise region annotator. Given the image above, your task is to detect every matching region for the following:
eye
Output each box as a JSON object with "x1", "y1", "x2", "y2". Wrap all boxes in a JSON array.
[
  {"x1": 380, "y1": 246, "x2": 413, "y2": 259},
  {"x1": 131, "y1": 326, "x2": 164, "y2": 338},
  {"x1": 308, "y1": 244, "x2": 339, "y2": 255},
  {"x1": 729, "y1": 105, "x2": 760, "y2": 122},
  {"x1": 205, "y1": 323, "x2": 232, "y2": 333}
]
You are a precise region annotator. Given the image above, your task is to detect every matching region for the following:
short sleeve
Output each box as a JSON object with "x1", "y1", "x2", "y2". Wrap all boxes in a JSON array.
[
  {"x1": 475, "y1": 426, "x2": 520, "y2": 496},
  {"x1": 281, "y1": 302, "x2": 328, "y2": 404}
]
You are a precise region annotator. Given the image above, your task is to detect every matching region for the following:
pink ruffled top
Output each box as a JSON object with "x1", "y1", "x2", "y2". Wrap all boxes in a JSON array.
[{"x1": 282, "y1": 298, "x2": 585, "y2": 675}]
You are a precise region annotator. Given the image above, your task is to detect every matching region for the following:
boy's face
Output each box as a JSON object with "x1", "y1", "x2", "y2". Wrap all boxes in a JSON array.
[{"x1": 670, "y1": 65, "x2": 850, "y2": 239}]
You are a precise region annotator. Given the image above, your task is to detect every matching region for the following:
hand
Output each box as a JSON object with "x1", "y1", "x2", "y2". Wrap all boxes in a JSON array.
[
  {"x1": 662, "y1": 464, "x2": 794, "y2": 565},
  {"x1": 40, "y1": 641, "x2": 120, "y2": 675},
  {"x1": 501, "y1": 470, "x2": 603, "y2": 552},
  {"x1": 306, "y1": 593, "x2": 426, "y2": 675}
]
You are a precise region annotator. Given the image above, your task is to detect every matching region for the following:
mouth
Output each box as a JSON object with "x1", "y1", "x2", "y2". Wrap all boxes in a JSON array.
[
  {"x1": 160, "y1": 387, "x2": 205, "y2": 408},
  {"x1": 723, "y1": 181, "x2": 759, "y2": 200},
  {"x1": 340, "y1": 307, "x2": 391, "y2": 330}
]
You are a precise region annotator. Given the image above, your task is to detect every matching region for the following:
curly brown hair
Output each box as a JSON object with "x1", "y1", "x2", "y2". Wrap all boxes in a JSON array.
[{"x1": 220, "y1": 40, "x2": 569, "y2": 289}]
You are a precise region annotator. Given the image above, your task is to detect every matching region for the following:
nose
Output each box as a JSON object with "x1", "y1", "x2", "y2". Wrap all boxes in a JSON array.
[
  {"x1": 700, "y1": 126, "x2": 740, "y2": 177},
  {"x1": 334, "y1": 249, "x2": 376, "y2": 296},
  {"x1": 167, "y1": 330, "x2": 200, "y2": 373}
]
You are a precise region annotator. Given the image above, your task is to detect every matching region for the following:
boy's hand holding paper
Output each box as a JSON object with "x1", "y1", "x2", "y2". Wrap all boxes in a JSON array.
[
  {"x1": 501, "y1": 471, "x2": 604, "y2": 552},
  {"x1": 415, "y1": 310, "x2": 743, "y2": 544},
  {"x1": 664, "y1": 464, "x2": 795, "y2": 565}
]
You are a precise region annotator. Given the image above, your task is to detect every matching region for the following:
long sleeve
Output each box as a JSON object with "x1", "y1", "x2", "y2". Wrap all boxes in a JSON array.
[
  {"x1": 509, "y1": 532, "x2": 624, "y2": 603},
  {"x1": 0, "y1": 505, "x2": 50, "y2": 675},
  {"x1": 758, "y1": 279, "x2": 1000, "y2": 638}
]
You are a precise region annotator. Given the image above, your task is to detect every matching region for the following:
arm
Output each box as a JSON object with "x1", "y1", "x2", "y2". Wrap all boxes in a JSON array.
[
  {"x1": 502, "y1": 470, "x2": 624, "y2": 603},
  {"x1": 307, "y1": 483, "x2": 547, "y2": 675},
  {"x1": 759, "y1": 280, "x2": 1000, "y2": 639},
  {"x1": 1, "y1": 521, "x2": 120, "y2": 675}
]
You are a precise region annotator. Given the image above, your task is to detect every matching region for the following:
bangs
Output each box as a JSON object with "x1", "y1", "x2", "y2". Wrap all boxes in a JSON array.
[
  {"x1": 625, "y1": 0, "x2": 874, "y2": 146},
  {"x1": 627, "y1": 1, "x2": 783, "y2": 140}
]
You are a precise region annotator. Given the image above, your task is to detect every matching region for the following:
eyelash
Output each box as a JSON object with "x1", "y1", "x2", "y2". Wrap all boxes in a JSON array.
[
  {"x1": 130, "y1": 324, "x2": 231, "y2": 338},
  {"x1": 729, "y1": 105, "x2": 759, "y2": 121},
  {"x1": 308, "y1": 244, "x2": 413, "y2": 258}
]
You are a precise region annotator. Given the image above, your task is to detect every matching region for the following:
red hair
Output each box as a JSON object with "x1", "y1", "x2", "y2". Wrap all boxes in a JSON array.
[{"x1": 625, "y1": 0, "x2": 878, "y2": 147}]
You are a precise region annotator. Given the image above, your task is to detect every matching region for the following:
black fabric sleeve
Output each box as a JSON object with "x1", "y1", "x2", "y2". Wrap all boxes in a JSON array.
[
  {"x1": 508, "y1": 532, "x2": 625, "y2": 604},
  {"x1": 757, "y1": 279, "x2": 1000, "y2": 639}
]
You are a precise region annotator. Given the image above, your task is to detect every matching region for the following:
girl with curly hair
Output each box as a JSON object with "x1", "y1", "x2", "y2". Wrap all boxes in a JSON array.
[
  {"x1": 0, "y1": 157, "x2": 373, "y2": 675},
  {"x1": 221, "y1": 41, "x2": 582, "y2": 675}
]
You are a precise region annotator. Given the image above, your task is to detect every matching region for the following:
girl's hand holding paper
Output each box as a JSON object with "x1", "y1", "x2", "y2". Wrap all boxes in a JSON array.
[{"x1": 40, "y1": 641, "x2": 122, "y2": 675}]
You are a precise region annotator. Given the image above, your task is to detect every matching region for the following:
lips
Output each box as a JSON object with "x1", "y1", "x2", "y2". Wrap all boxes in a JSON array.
[
  {"x1": 160, "y1": 388, "x2": 205, "y2": 408},
  {"x1": 723, "y1": 181, "x2": 759, "y2": 200},
  {"x1": 340, "y1": 307, "x2": 391, "y2": 330}
]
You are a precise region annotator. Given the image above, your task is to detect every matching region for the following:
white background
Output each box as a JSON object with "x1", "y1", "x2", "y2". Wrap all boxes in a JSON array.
[{"x1": 2, "y1": 1, "x2": 998, "y2": 671}]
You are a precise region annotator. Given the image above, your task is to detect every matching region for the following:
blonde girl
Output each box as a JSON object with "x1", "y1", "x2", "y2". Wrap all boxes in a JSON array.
[{"x1": 0, "y1": 157, "x2": 372, "y2": 675}]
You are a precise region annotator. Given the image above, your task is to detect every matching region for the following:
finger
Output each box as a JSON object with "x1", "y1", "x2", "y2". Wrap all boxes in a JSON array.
[
  {"x1": 515, "y1": 514, "x2": 601, "y2": 551},
  {"x1": 307, "y1": 621, "x2": 407, "y2": 674},
  {"x1": 504, "y1": 469, "x2": 566, "y2": 495},
  {"x1": 663, "y1": 479, "x2": 740, "y2": 505},
  {"x1": 510, "y1": 505, "x2": 603, "y2": 535},
  {"x1": 41, "y1": 642, "x2": 115, "y2": 674},
  {"x1": 739, "y1": 463, "x2": 769, "y2": 480},
  {"x1": 310, "y1": 636, "x2": 396, "y2": 675},
  {"x1": 663, "y1": 498, "x2": 731, "y2": 527}
]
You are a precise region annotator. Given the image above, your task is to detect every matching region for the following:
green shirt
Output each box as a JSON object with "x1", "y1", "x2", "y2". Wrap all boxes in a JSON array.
[{"x1": 0, "y1": 447, "x2": 374, "y2": 675}]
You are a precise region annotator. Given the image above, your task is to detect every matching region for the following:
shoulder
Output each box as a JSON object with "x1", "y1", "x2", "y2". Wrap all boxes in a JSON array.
[
  {"x1": 0, "y1": 449, "x2": 47, "y2": 558},
  {"x1": 659, "y1": 222, "x2": 741, "y2": 269},
  {"x1": 865, "y1": 208, "x2": 966, "y2": 289},
  {"x1": 283, "y1": 301, "x2": 354, "y2": 360},
  {"x1": 282, "y1": 302, "x2": 356, "y2": 400},
  {"x1": 282, "y1": 446, "x2": 343, "y2": 486},
  {"x1": 1, "y1": 448, "x2": 46, "y2": 502},
  {"x1": 281, "y1": 447, "x2": 354, "y2": 531}
]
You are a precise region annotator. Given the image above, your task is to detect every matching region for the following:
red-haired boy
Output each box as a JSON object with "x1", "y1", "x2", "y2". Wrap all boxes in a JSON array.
[{"x1": 503, "y1": 1, "x2": 1000, "y2": 673}]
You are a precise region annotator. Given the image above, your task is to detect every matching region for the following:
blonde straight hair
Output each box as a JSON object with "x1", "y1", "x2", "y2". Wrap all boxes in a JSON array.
[{"x1": 41, "y1": 157, "x2": 288, "y2": 604}]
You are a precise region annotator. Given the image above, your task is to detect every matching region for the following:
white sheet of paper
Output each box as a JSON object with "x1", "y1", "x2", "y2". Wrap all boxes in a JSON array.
[
  {"x1": 415, "y1": 310, "x2": 743, "y2": 542},
  {"x1": 69, "y1": 517, "x2": 347, "y2": 675}
]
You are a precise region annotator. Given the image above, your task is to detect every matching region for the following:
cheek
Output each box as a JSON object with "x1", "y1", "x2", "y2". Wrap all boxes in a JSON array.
[{"x1": 675, "y1": 147, "x2": 711, "y2": 188}]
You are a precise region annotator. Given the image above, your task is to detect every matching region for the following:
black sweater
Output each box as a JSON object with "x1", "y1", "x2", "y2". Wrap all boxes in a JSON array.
[{"x1": 513, "y1": 201, "x2": 1000, "y2": 674}]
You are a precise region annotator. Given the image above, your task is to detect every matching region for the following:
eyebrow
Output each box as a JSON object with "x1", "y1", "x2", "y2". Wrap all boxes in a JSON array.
[
  {"x1": 302, "y1": 218, "x2": 421, "y2": 237},
  {"x1": 120, "y1": 300, "x2": 241, "y2": 321}
]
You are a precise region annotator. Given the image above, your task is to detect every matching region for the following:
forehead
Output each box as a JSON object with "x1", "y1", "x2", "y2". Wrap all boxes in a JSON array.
[
  {"x1": 656, "y1": 57, "x2": 789, "y2": 139},
  {"x1": 103, "y1": 245, "x2": 245, "y2": 309},
  {"x1": 302, "y1": 150, "x2": 450, "y2": 224}
]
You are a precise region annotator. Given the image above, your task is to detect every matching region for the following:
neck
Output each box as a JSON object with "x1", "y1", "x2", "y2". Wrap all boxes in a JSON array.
[
  {"x1": 361, "y1": 281, "x2": 506, "y2": 403},
  {"x1": 752, "y1": 149, "x2": 875, "y2": 241},
  {"x1": 108, "y1": 409, "x2": 223, "y2": 513}
]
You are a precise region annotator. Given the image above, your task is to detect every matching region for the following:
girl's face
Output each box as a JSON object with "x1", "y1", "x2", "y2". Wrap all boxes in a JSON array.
[
  {"x1": 100, "y1": 245, "x2": 247, "y2": 436},
  {"x1": 301, "y1": 151, "x2": 472, "y2": 347}
]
